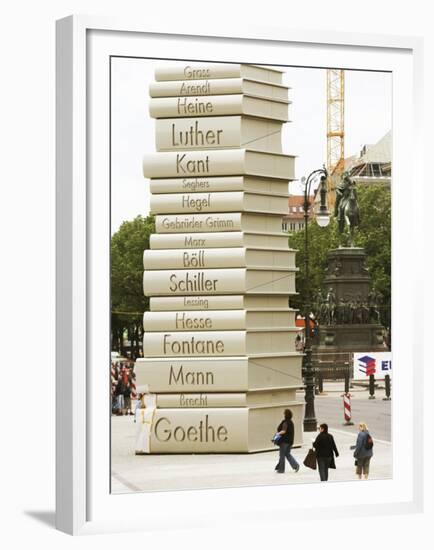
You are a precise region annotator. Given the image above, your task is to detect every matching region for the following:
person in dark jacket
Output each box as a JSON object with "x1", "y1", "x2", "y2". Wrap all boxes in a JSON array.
[
  {"x1": 313, "y1": 423, "x2": 339, "y2": 481},
  {"x1": 275, "y1": 409, "x2": 300, "y2": 473},
  {"x1": 353, "y1": 422, "x2": 373, "y2": 480}
]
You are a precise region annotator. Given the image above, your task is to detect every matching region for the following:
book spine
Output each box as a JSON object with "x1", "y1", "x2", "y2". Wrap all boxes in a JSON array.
[
  {"x1": 154, "y1": 390, "x2": 298, "y2": 408},
  {"x1": 143, "y1": 268, "x2": 296, "y2": 296},
  {"x1": 143, "y1": 247, "x2": 294, "y2": 269},
  {"x1": 150, "y1": 95, "x2": 243, "y2": 118},
  {"x1": 149, "y1": 295, "x2": 291, "y2": 311},
  {"x1": 150, "y1": 295, "x2": 246, "y2": 311},
  {"x1": 151, "y1": 191, "x2": 242, "y2": 214},
  {"x1": 134, "y1": 356, "x2": 303, "y2": 392},
  {"x1": 143, "y1": 310, "x2": 296, "y2": 331},
  {"x1": 149, "y1": 192, "x2": 288, "y2": 215},
  {"x1": 142, "y1": 330, "x2": 298, "y2": 357},
  {"x1": 144, "y1": 310, "x2": 246, "y2": 331},
  {"x1": 155, "y1": 116, "x2": 283, "y2": 152},
  {"x1": 149, "y1": 95, "x2": 288, "y2": 122},
  {"x1": 150, "y1": 232, "x2": 290, "y2": 250},
  {"x1": 150, "y1": 231, "x2": 246, "y2": 249},
  {"x1": 136, "y1": 406, "x2": 303, "y2": 453},
  {"x1": 136, "y1": 358, "x2": 249, "y2": 392},
  {"x1": 154, "y1": 64, "x2": 283, "y2": 84},
  {"x1": 147, "y1": 409, "x2": 249, "y2": 453},
  {"x1": 155, "y1": 212, "x2": 242, "y2": 233},
  {"x1": 142, "y1": 149, "x2": 295, "y2": 180},
  {"x1": 155, "y1": 393, "x2": 247, "y2": 408},
  {"x1": 149, "y1": 176, "x2": 289, "y2": 195},
  {"x1": 149, "y1": 78, "x2": 289, "y2": 101},
  {"x1": 144, "y1": 268, "x2": 245, "y2": 296},
  {"x1": 143, "y1": 330, "x2": 247, "y2": 356},
  {"x1": 154, "y1": 213, "x2": 283, "y2": 234},
  {"x1": 149, "y1": 78, "x2": 244, "y2": 97},
  {"x1": 154, "y1": 64, "x2": 244, "y2": 81}
]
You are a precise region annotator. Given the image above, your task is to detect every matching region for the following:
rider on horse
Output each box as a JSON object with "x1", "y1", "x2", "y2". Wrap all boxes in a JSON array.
[{"x1": 334, "y1": 172, "x2": 360, "y2": 239}]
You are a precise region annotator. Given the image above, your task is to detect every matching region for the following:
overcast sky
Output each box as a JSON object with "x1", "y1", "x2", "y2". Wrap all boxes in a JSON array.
[{"x1": 111, "y1": 58, "x2": 391, "y2": 234}]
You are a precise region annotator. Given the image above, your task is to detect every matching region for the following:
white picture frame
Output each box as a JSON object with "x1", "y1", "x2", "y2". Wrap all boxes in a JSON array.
[{"x1": 56, "y1": 15, "x2": 424, "y2": 535}]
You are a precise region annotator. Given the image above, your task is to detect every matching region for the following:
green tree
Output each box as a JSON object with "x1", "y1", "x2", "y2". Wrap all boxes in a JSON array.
[
  {"x1": 111, "y1": 215, "x2": 155, "y2": 358},
  {"x1": 353, "y1": 184, "x2": 391, "y2": 327},
  {"x1": 288, "y1": 184, "x2": 391, "y2": 326}
]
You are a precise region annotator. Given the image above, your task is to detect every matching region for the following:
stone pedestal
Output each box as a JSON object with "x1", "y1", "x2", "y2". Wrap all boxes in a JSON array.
[{"x1": 314, "y1": 247, "x2": 385, "y2": 367}]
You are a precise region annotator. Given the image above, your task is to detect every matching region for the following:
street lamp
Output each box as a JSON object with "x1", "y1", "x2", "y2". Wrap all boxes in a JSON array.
[{"x1": 300, "y1": 168, "x2": 329, "y2": 431}]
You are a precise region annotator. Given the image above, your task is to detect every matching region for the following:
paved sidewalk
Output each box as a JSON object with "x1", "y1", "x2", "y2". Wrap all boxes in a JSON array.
[{"x1": 111, "y1": 415, "x2": 392, "y2": 494}]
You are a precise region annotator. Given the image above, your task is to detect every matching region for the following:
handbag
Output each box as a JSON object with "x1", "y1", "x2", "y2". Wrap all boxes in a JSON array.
[
  {"x1": 303, "y1": 448, "x2": 317, "y2": 470},
  {"x1": 271, "y1": 433, "x2": 282, "y2": 446},
  {"x1": 330, "y1": 455, "x2": 336, "y2": 469}
]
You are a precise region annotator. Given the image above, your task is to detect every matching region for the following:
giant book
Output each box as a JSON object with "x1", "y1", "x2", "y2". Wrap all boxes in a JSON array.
[
  {"x1": 155, "y1": 212, "x2": 284, "y2": 234},
  {"x1": 153, "y1": 388, "x2": 298, "y2": 408},
  {"x1": 143, "y1": 247, "x2": 296, "y2": 270},
  {"x1": 135, "y1": 356, "x2": 303, "y2": 392},
  {"x1": 143, "y1": 309, "x2": 297, "y2": 331},
  {"x1": 149, "y1": 95, "x2": 289, "y2": 122},
  {"x1": 149, "y1": 295, "x2": 293, "y2": 311},
  {"x1": 143, "y1": 268, "x2": 297, "y2": 296},
  {"x1": 149, "y1": 175, "x2": 289, "y2": 196},
  {"x1": 155, "y1": 116, "x2": 284, "y2": 152},
  {"x1": 150, "y1": 231, "x2": 291, "y2": 250},
  {"x1": 149, "y1": 77, "x2": 289, "y2": 101},
  {"x1": 154, "y1": 63, "x2": 284, "y2": 84},
  {"x1": 150, "y1": 192, "x2": 288, "y2": 216},
  {"x1": 143, "y1": 149, "x2": 296, "y2": 180},
  {"x1": 143, "y1": 329, "x2": 300, "y2": 357},
  {"x1": 135, "y1": 405, "x2": 303, "y2": 453}
]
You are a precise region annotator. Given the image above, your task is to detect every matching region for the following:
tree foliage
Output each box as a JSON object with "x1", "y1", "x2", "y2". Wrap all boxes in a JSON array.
[
  {"x1": 111, "y1": 215, "x2": 155, "y2": 357},
  {"x1": 288, "y1": 184, "x2": 391, "y2": 326}
]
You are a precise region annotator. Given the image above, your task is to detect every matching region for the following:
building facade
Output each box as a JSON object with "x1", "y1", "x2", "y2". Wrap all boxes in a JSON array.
[{"x1": 282, "y1": 195, "x2": 313, "y2": 232}]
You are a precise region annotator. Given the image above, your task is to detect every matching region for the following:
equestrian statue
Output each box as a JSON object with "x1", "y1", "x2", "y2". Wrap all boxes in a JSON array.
[{"x1": 334, "y1": 172, "x2": 360, "y2": 246}]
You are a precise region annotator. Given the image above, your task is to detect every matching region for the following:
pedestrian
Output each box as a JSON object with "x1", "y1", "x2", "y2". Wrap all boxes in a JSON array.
[
  {"x1": 115, "y1": 376, "x2": 125, "y2": 415},
  {"x1": 352, "y1": 422, "x2": 373, "y2": 480},
  {"x1": 313, "y1": 423, "x2": 339, "y2": 481},
  {"x1": 295, "y1": 333, "x2": 303, "y2": 352},
  {"x1": 135, "y1": 386, "x2": 157, "y2": 455},
  {"x1": 275, "y1": 409, "x2": 300, "y2": 473},
  {"x1": 134, "y1": 393, "x2": 144, "y2": 423},
  {"x1": 111, "y1": 363, "x2": 119, "y2": 415},
  {"x1": 123, "y1": 378, "x2": 132, "y2": 416}
]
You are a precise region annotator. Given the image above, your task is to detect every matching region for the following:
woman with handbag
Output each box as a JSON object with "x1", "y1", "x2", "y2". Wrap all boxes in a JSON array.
[
  {"x1": 313, "y1": 423, "x2": 339, "y2": 481},
  {"x1": 352, "y1": 422, "x2": 373, "y2": 480},
  {"x1": 275, "y1": 409, "x2": 300, "y2": 474}
]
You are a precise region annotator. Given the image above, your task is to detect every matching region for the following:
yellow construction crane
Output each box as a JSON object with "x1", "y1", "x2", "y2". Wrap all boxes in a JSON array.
[{"x1": 326, "y1": 69, "x2": 345, "y2": 209}]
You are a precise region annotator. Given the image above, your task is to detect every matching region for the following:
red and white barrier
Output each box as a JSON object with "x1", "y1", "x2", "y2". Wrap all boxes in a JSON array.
[
  {"x1": 131, "y1": 373, "x2": 137, "y2": 400},
  {"x1": 342, "y1": 392, "x2": 354, "y2": 425},
  {"x1": 111, "y1": 363, "x2": 117, "y2": 395}
]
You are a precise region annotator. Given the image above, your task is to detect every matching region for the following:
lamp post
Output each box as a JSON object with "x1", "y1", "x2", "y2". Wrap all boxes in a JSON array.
[{"x1": 301, "y1": 168, "x2": 329, "y2": 432}]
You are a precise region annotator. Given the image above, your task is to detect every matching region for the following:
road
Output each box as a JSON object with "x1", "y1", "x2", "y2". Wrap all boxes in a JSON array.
[{"x1": 299, "y1": 385, "x2": 392, "y2": 442}]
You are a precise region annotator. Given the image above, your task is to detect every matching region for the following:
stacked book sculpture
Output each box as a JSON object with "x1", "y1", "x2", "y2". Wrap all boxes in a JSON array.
[{"x1": 135, "y1": 63, "x2": 304, "y2": 453}]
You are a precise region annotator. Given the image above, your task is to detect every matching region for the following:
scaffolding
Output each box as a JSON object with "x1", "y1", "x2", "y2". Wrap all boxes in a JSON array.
[{"x1": 327, "y1": 69, "x2": 345, "y2": 208}]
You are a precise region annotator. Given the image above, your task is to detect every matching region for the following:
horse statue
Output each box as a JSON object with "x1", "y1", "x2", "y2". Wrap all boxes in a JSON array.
[{"x1": 334, "y1": 172, "x2": 360, "y2": 246}]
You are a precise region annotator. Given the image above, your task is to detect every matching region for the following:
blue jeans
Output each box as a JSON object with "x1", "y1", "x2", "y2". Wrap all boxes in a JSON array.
[
  {"x1": 317, "y1": 456, "x2": 332, "y2": 481},
  {"x1": 276, "y1": 443, "x2": 299, "y2": 473},
  {"x1": 117, "y1": 394, "x2": 125, "y2": 410}
]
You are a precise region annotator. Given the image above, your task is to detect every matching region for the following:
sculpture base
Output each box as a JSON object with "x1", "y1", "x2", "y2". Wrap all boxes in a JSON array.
[{"x1": 313, "y1": 323, "x2": 386, "y2": 368}]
